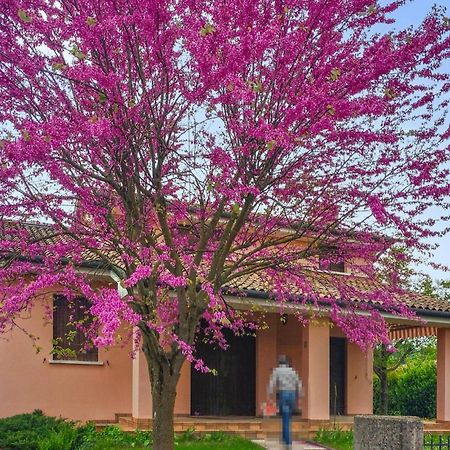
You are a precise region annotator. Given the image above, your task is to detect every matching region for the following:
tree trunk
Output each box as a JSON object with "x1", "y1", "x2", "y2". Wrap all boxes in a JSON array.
[
  {"x1": 143, "y1": 345, "x2": 185, "y2": 450},
  {"x1": 151, "y1": 370, "x2": 178, "y2": 450},
  {"x1": 380, "y1": 371, "x2": 388, "y2": 415}
]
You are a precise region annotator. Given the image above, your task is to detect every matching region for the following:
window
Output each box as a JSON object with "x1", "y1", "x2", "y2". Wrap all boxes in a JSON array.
[
  {"x1": 52, "y1": 295, "x2": 98, "y2": 362},
  {"x1": 319, "y1": 247, "x2": 345, "y2": 273}
]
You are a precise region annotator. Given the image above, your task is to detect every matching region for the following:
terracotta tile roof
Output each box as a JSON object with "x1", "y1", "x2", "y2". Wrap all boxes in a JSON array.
[
  {"x1": 2, "y1": 221, "x2": 450, "y2": 315},
  {"x1": 0, "y1": 221, "x2": 119, "y2": 268},
  {"x1": 224, "y1": 270, "x2": 450, "y2": 314}
]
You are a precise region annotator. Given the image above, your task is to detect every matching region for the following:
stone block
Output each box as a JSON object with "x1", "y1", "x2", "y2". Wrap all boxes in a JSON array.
[{"x1": 354, "y1": 415, "x2": 423, "y2": 450}]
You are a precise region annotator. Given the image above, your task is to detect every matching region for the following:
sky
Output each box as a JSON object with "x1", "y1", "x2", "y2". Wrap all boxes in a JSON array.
[{"x1": 388, "y1": 1, "x2": 450, "y2": 280}]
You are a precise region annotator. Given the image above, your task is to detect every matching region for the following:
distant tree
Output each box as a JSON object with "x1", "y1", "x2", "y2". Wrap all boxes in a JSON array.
[
  {"x1": 374, "y1": 339, "x2": 414, "y2": 414},
  {"x1": 374, "y1": 267, "x2": 447, "y2": 416},
  {"x1": 417, "y1": 275, "x2": 450, "y2": 302},
  {"x1": 373, "y1": 336, "x2": 437, "y2": 417}
]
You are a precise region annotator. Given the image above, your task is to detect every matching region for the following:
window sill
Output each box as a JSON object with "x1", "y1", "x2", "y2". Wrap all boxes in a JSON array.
[
  {"x1": 316, "y1": 268, "x2": 350, "y2": 275},
  {"x1": 49, "y1": 359, "x2": 104, "y2": 366}
]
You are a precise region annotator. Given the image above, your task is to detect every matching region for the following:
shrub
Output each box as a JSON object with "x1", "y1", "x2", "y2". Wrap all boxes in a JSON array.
[
  {"x1": 77, "y1": 425, "x2": 152, "y2": 449},
  {"x1": 389, "y1": 359, "x2": 436, "y2": 418},
  {"x1": 37, "y1": 422, "x2": 78, "y2": 450},
  {"x1": 373, "y1": 358, "x2": 436, "y2": 418},
  {"x1": 0, "y1": 410, "x2": 76, "y2": 450}
]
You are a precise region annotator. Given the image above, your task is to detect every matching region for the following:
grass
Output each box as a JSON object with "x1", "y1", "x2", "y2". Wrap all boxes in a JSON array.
[
  {"x1": 424, "y1": 433, "x2": 450, "y2": 446},
  {"x1": 312, "y1": 427, "x2": 353, "y2": 450},
  {"x1": 0, "y1": 411, "x2": 263, "y2": 450}
]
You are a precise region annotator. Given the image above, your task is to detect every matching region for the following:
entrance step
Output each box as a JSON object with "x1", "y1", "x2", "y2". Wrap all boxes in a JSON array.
[{"x1": 111, "y1": 414, "x2": 353, "y2": 440}]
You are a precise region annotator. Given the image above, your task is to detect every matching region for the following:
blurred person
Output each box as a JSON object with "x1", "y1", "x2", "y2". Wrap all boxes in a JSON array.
[{"x1": 267, "y1": 355, "x2": 303, "y2": 449}]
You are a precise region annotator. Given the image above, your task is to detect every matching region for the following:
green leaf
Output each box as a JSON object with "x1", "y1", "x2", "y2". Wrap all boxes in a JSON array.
[
  {"x1": 128, "y1": 99, "x2": 136, "y2": 108},
  {"x1": 21, "y1": 130, "x2": 31, "y2": 142},
  {"x1": 98, "y1": 92, "x2": 107, "y2": 103},
  {"x1": 267, "y1": 140, "x2": 276, "y2": 150},
  {"x1": 71, "y1": 46, "x2": 86, "y2": 60},
  {"x1": 327, "y1": 104, "x2": 335, "y2": 116},
  {"x1": 200, "y1": 23, "x2": 215, "y2": 37},
  {"x1": 358, "y1": 4, "x2": 377, "y2": 17},
  {"x1": 329, "y1": 68, "x2": 341, "y2": 82},
  {"x1": 86, "y1": 16, "x2": 97, "y2": 26},
  {"x1": 18, "y1": 9, "x2": 32, "y2": 23},
  {"x1": 51, "y1": 62, "x2": 65, "y2": 71},
  {"x1": 232, "y1": 203, "x2": 241, "y2": 215},
  {"x1": 367, "y1": 4, "x2": 377, "y2": 15},
  {"x1": 249, "y1": 80, "x2": 263, "y2": 93}
]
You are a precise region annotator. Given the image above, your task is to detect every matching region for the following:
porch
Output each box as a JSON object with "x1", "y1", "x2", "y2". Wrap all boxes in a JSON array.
[
  {"x1": 127, "y1": 312, "x2": 450, "y2": 433},
  {"x1": 131, "y1": 314, "x2": 374, "y2": 423}
]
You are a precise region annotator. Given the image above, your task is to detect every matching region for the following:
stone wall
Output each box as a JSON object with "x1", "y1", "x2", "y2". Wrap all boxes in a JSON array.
[{"x1": 354, "y1": 415, "x2": 423, "y2": 450}]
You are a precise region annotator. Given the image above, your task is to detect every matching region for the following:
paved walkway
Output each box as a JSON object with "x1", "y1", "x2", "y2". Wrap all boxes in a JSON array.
[{"x1": 253, "y1": 439, "x2": 328, "y2": 449}]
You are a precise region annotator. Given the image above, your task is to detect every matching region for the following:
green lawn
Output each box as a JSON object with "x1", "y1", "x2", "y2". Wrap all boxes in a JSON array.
[
  {"x1": 312, "y1": 427, "x2": 353, "y2": 450},
  {"x1": 80, "y1": 433, "x2": 262, "y2": 450}
]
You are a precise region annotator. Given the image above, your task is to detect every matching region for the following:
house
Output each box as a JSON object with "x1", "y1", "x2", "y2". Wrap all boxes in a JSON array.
[{"x1": 1, "y1": 223, "x2": 450, "y2": 428}]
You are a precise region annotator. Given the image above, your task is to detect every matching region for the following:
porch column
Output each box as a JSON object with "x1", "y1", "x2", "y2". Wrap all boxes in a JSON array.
[
  {"x1": 256, "y1": 313, "x2": 278, "y2": 415},
  {"x1": 132, "y1": 343, "x2": 152, "y2": 420},
  {"x1": 437, "y1": 329, "x2": 450, "y2": 422},
  {"x1": 132, "y1": 342, "x2": 190, "y2": 419},
  {"x1": 174, "y1": 361, "x2": 191, "y2": 415},
  {"x1": 346, "y1": 342, "x2": 373, "y2": 415},
  {"x1": 301, "y1": 320, "x2": 330, "y2": 420},
  {"x1": 115, "y1": 281, "x2": 152, "y2": 421}
]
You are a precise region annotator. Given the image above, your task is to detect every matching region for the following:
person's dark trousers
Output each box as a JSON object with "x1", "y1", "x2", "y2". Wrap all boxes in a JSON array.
[{"x1": 278, "y1": 390, "x2": 296, "y2": 446}]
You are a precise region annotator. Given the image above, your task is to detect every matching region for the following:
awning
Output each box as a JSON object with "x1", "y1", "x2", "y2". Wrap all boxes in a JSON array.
[{"x1": 389, "y1": 325, "x2": 438, "y2": 340}]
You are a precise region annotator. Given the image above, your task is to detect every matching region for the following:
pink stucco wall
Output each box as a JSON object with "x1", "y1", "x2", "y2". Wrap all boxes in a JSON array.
[
  {"x1": 2, "y1": 296, "x2": 375, "y2": 422},
  {"x1": 0, "y1": 294, "x2": 132, "y2": 422},
  {"x1": 437, "y1": 328, "x2": 450, "y2": 422},
  {"x1": 346, "y1": 342, "x2": 373, "y2": 415}
]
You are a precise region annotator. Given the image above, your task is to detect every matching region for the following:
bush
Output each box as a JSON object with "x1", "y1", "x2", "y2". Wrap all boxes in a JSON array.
[
  {"x1": 77, "y1": 424, "x2": 152, "y2": 449},
  {"x1": 389, "y1": 359, "x2": 436, "y2": 418},
  {"x1": 373, "y1": 359, "x2": 436, "y2": 418},
  {"x1": 0, "y1": 412, "x2": 261, "y2": 450},
  {"x1": 37, "y1": 421, "x2": 79, "y2": 450},
  {"x1": 0, "y1": 410, "x2": 77, "y2": 450}
]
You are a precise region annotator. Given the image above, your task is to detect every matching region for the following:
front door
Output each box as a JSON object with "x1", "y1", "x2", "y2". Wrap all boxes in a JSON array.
[
  {"x1": 191, "y1": 328, "x2": 256, "y2": 416},
  {"x1": 330, "y1": 337, "x2": 346, "y2": 415}
]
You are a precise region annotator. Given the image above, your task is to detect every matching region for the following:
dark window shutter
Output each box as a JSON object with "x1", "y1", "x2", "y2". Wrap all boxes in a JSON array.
[
  {"x1": 53, "y1": 295, "x2": 98, "y2": 362},
  {"x1": 319, "y1": 247, "x2": 345, "y2": 273}
]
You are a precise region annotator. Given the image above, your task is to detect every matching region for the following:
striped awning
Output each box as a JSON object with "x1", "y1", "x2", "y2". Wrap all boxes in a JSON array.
[{"x1": 389, "y1": 325, "x2": 438, "y2": 340}]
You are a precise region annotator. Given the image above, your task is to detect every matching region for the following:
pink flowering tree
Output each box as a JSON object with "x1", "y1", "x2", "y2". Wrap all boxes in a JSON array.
[{"x1": 1, "y1": 0, "x2": 450, "y2": 448}]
